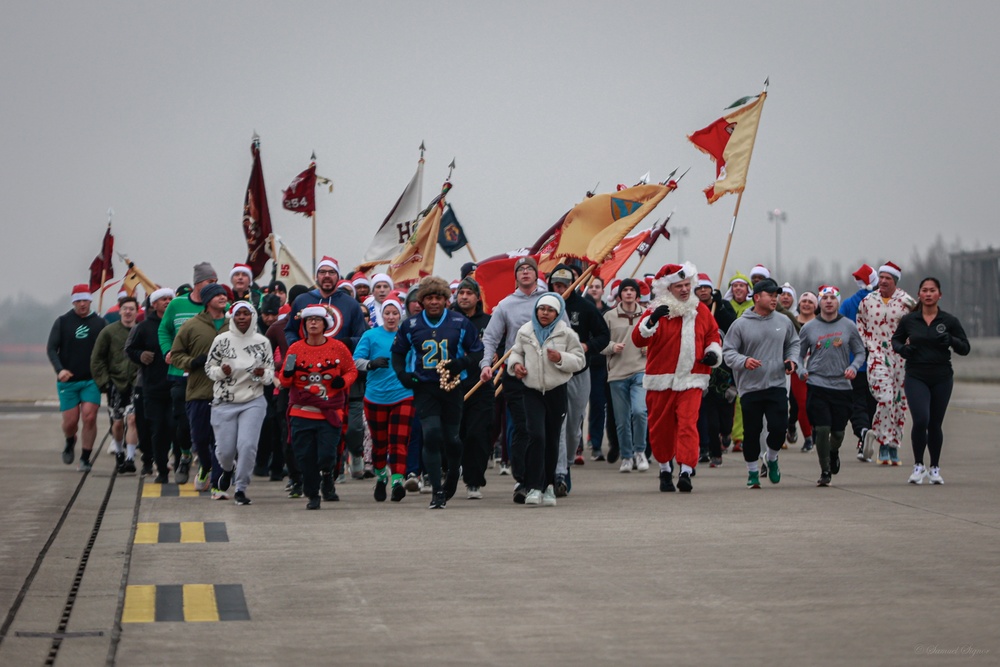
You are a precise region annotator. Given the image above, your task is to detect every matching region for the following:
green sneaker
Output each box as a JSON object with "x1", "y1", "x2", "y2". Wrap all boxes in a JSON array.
[
  {"x1": 747, "y1": 471, "x2": 761, "y2": 488},
  {"x1": 768, "y1": 458, "x2": 781, "y2": 484}
]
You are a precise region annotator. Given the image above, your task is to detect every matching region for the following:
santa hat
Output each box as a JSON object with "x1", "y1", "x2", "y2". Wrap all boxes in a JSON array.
[
  {"x1": 336, "y1": 280, "x2": 355, "y2": 296},
  {"x1": 315, "y1": 256, "x2": 340, "y2": 275},
  {"x1": 852, "y1": 264, "x2": 878, "y2": 290},
  {"x1": 116, "y1": 289, "x2": 128, "y2": 300},
  {"x1": 878, "y1": 261, "x2": 902, "y2": 282},
  {"x1": 749, "y1": 264, "x2": 771, "y2": 280},
  {"x1": 638, "y1": 280, "x2": 651, "y2": 302},
  {"x1": 818, "y1": 285, "x2": 842, "y2": 303},
  {"x1": 351, "y1": 272, "x2": 371, "y2": 289},
  {"x1": 230, "y1": 263, "x2": 253, "y2": 280},
  {"x1": 449, "y1": 280, "x2": 461, "y2": 291},
  {"x1": 149, "y1": 287, "x2": 175, "y2": 303},
  {"x1": 781, "y1": 282, "x2": 797, "y2": 304},
  {"x1": 277, "y1": 303, "x2": 291, "y2": 321},
  {"x1": 380, "y1": 296, "x2": 404, "y2": 316},
  {"x1": 227, "y1": 301, "x2": 255, "y2": 318},
  {"x1": 370, "y1": 273, "x2": 393, "y2": 289},
  {"x1": 299, "y1": 305, "x2": 334, "y2": 329},
  {"x1": 697, "y1": 273, "x2": 714, "y2": 290},
  {"x1": 654, "y1": 263, "x2": 693, "y2": 284},
  {"x1": 71, "y1": 284, "x2": 92, "y2": 303}
]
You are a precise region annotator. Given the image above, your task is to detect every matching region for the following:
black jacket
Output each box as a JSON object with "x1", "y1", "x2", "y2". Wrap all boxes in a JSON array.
[
  {"x1": 891, "y1": 308, "x2": 970, "y2": 382},
  {"x1": 125, "y1": 312, "x2": 172, "y2": 398},
  {"x1": 564, "y1": 290, "x2": 611, "y2": 374}
]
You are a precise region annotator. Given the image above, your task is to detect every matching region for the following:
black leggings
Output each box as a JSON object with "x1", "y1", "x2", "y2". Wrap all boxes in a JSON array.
[{"x1": 903, "y1": 375, "x2": 953, "y2": 468}]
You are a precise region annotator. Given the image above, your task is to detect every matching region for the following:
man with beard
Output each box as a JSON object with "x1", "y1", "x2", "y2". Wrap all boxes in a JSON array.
[{"x1": 632, "y1": 264, "x2": 722, "y2": 492}]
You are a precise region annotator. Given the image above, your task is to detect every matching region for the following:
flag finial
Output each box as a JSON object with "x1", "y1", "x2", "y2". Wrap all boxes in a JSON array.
[
  {"x1": 419, "y1": 141, "x2": 426, "y2": 160},
  {"x1": 310, "y1": 151, "x2": 317, "y2": 162},
  {"x1": 763, "y1": 77, "x2": 769, "y2": 92},
  {"x1": 447, "y1": 158, "x2": 456, "y2": 181},
  {"x1": 107, "y1": 207, "x2": 114, "y2": 226},
  {"x1": 586, "y1": 181, "x2": 600, "y2": 198}
]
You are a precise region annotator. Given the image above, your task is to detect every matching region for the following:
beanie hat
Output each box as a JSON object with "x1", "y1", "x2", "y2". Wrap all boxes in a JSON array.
[
  {"x1": 617, "y1": 278, "x2": 640, "y2": 298},
  {"x1": 852, "y1": 264, "x2": 878, "y2": 290},
  {"x1": 513, "y1": 256, "x2": 538, "y2": 273},
  {"x1": 288, "y1": 284, "x2": 310, "y2": 304},
  {"x1": 818, "y1": 285, "x2": 841, "y2": 303},
  {"x1": 269, "y1": 280, "x2": 286, "y2": 293},
  {"x1": 193, "y1": 262, "x2": 217, "y2": 284},
  {"x1": 460, "y1": 262, "x2": 477, "y2": 279},
  {"x1": 260, "y1": 293, "x2": 281, "y2": 315},
  {"x1": 149, "y1": 287, "x2": 175, "y2": 303},
  {"x1": 199, "y1": 282, "x2": 227, "y2": 305},
  {"x1": 315, "y1": 256, "x2": 340, "y2": 276},
  {"x1": 781, "y1": 282, "x2": 797, "y2": 305},
  {"x1": 71, "y1": 284, "x2": 92, "y2": 303},
  {"x1": 535, "y1": 293, "x2": 563, "y2": 313},
  {"x1": 456, "y1": 276, "x2": 481, "y2": 298},
  {"x1": 229, "y1": 263, "x2": 253, "y2": 280},
  {"x1": 878, "y1": 261, "x2": 902, "y2": 282},
  {"x1": 799, "y1": 291, "x2": 819, "y2": 307}
]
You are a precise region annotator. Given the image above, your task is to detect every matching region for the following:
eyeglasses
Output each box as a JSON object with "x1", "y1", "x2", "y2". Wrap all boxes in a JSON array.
[{"x1": 316, "y1": 270, "x2": 338, "y2": 276}]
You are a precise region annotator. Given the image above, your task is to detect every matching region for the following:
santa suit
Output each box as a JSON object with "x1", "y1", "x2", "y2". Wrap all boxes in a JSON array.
[
  {"x1": 856, "y1": 287, "x2": 915, "y2": 451},
  {"x1": 632, "y1": 288, "x2": 722, "y2": 469}
]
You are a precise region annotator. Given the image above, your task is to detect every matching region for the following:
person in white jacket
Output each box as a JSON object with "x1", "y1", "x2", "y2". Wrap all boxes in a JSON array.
[
  {"x1": 205, "y1": 302, "x2": 274, "y2": 505},
  {"x1": 506, "y1": 294, "x2": 586, "y2": 507}
]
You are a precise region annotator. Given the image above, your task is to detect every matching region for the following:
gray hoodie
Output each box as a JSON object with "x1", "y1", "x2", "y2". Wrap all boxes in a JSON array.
[
  {"x1": 723, "y1": 307, "x2": 800, "y2": 395},
  {"x1": 797, "y1": 314, "x2": 865, "y2": 391},
  {"x1": 480, "y1": 286, "x2": 564, "y2": 369}
]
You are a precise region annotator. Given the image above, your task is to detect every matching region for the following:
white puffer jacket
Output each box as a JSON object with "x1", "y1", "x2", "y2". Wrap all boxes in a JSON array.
[{"x1": 506, "y1": 320, "x2": 586, "y2": 393}]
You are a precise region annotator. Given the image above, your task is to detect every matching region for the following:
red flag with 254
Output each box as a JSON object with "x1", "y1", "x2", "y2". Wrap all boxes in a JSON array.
[{"x1": 283, "y1": 163, "x2": 316, "y2": 215}]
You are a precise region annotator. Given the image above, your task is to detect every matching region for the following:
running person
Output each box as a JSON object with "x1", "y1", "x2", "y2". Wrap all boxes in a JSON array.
[
  {"x1": 391, "y1": 277, "x2": 484, "y2": 509},
  {"x1": 90, "y1": 295, "x2": 140, "y2": 473},
  {"x1": 891, "y1": 278, "x2": 971, "y2": 485}
]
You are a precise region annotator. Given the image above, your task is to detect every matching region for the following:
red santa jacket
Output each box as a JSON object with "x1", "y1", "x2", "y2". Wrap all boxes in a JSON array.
[{"x1": 631, "y1": 292, "x2": 722, "y2": 392}]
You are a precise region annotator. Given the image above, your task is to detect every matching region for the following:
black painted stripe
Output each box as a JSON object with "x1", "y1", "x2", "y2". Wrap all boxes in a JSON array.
[
  {"x1": 203, "y1": 522, "x2": 228, "y2": 543},
  {"x1": 214, "y1": 585, "x2": 250, "y2": 621},
  {"x1": 154, "y1": 585, "x2": 184, "y2": 622},
  {"x1": 158, "y1": 523, "x2": 181, "y2": 543}
]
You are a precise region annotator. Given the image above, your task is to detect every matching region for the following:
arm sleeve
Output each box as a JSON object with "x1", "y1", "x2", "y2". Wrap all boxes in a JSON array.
[
  {"x1": 890, "y1": 318, "x2": 909, "y2": 357},
  {"x1": 169, "y1": 325, "x2": 194, "y2": 372},
  {"x1": 587, "y1": 306, "x2": 610, "y2": 356},
  {"x1": 90, "y1": 329, "x2": 110, "y2": 389},
  {"x1": 948, "y1": 316, "x2": 971, "y2": 356},
  {"x1": 353, "y1": 333, "x2": 372, "y2": 371},
  {"x1": 203, "y1": 337, "x2": 226, "y2": 381},
  {"x1": 124, "y1": 322, "x2": 144, "y2": 364},
  {"x1": 797, "y1": 324, "x2": 811, "y2": 371},
  {"x1": 848, "y1": 324, "x2": 867, "y2": 372},
  {"x1": 784, "y1": 322, "x2": 801, "y2": 362},
  {"x1": 555, "y1": 332, "x2": 587, "y2": 374},
  {"x1": 722, "y1": 322, "x2": 747, "y2": 370},
  {"x1": 479, "y1": 310, "x2": 506, "y2": 369},
  {"x1": 47, "y1": 318, "x2": 63, "y2": 374},
  {"x1": 459, "y1": 320, "x2": 484, "y2": 372},
  {"x1": 157, "y1": 303, "x2": 176, "y2": 356},
  {"x1": 257, "y1": 338, "x2": 275, "y2": 386}
]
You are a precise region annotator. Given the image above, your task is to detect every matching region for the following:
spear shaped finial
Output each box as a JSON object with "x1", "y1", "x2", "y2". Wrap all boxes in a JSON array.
[
  {"x1": 107, "y1": 207, "x2": 114, "y2": 226},
  {"x1": 419, "y1": 141, "x2": 426, "y2": 160},
  {"x1": 310, "y1": 151, "x2": 317, "y2": 162},
  {"x1": 447, "y1": 158, "x2": 456, "y2": 180},
  {"x1": 586, "y1": 181, "x2": 600, "y2": 198}
]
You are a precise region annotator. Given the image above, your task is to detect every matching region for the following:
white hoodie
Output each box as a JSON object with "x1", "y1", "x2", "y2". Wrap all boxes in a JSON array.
[{"x1": 205, "y1": 305, "x2": 275, "y2": 404}]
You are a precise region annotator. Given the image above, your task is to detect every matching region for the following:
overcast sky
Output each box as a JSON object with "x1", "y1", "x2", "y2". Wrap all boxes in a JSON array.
[{"x1": 2, "y1": 1, "x2": 997, "y2": 303}]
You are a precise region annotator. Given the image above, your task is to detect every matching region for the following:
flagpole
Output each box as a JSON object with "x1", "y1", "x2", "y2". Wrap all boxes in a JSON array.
[
  {"x1": 97, "y1": 215, "x2": 112, "y2": 314},
  {"x1": 464, "y1": 243, "x2": 479, "y2": 263},
  {"x1": 269, "y1": 234, "x2": 279, "y2": 286}
]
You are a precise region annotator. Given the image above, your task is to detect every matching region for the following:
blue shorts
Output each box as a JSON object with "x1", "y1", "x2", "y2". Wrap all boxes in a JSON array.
[{"x1": 57, "y1": 380, "x2": 102, "y2": 411}]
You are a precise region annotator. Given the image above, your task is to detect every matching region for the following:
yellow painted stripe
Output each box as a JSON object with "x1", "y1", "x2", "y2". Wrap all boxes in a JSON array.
[
  {"x1": 134, "y1": 523, "x2": 159, "y2": 544},
  {"x1": 141, "y1": 485, "x2": 161, "y2": 498},
  {"x1": 179, "y1": 484, "x2": 200, "y2": 497},
  {"x1": 179, "y1": 522, "x2": 206, "y2": 543},
  {"x1": 122, "y1": 585, "x2": 156, "y2": 623},
  {"x1": 183, "y1": 584, "x2": 219, "y2": 622}
]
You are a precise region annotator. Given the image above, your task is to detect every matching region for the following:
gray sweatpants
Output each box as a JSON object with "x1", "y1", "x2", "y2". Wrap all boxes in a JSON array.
[
  {"x1": 211, "y1": 395, "x2": 267, "y2": 493},
  {"x1": 556, "y1": 371, "x2": 591, "y2": 476}
]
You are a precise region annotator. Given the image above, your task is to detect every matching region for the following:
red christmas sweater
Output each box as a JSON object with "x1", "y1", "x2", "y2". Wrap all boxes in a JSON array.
[{"x1": 279, "y1": 337, "x2": 358, "y2": 427}]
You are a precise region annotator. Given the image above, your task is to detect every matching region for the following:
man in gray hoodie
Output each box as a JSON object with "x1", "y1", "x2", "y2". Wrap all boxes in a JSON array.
[{"x1": 722, "y1": 278, "x2": 800, "y2": 489}]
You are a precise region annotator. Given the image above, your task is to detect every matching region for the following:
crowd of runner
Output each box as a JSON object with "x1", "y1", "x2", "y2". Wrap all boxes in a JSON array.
[{"x1": 46, "y1": 255, "x2": 971, "y2": 508}]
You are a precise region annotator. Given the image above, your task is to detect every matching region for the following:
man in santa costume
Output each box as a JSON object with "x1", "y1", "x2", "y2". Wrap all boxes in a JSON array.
[{"x1": 632, "y1": 263, "x2": 722, "y2": 493}]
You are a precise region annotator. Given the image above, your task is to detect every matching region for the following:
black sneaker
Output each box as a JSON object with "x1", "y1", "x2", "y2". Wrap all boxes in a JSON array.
[
  {"x1": 699, "y1": 452, "x2": 711, "y2": 463},
  {"x1": 306, "y1": 496, "x2": 321, "y2": 510},
  {"x1": 321, "y1": 474, "x2": 339, "y2": 502},
  {"x1": 554, "y1": 475, "x2": 568, "y2": 498},
  {"x1": 374, "y1": 479, "x2": 388, "y2": 502},
  {"x1": 677, "y1": 471, "x2": 693, "y2": 492},
  {"x1": 175, "y1": 456, "x2": 192, "y2": 485},
  {"x1": 817, "y1": 472, "x2": 832, "y2": 487},
  {"x1": 288, "y1": 483, "x2": 303, "y2": 498},
  {"x1": 444, "y1": 470, "x2": 460, "y2": 500},
  {"x1": 428, "y1": 491, "x2": 447, "y2": 509},
  {"x1": 123, "y1": 458, "x2": 137, "y2": 474},
  {"x1": 606, "y1": 446, "x2": 620, "y2": 465},
  {"x1": 659, "y1": 470, "x2": 676, "y2": 492},
  {"x1": 62, "y1": 437, "x2": 76, "y2": 465},
  {"x1": 513, "y1": 484, "x2": 527, "y2": 504},
  {"x1": 234, "y1": 491, "x2": 252, "y2": 505},
  {"x1": 218, "y1": 467, "x2": 234, "y2": 492},
  {"x1": 830, "y1": 449, "x2": 841, "y2": 475},
  {"x1": 140, "y1": 462, "x2": 153, "y2": 476},
  {"x1": 116, "y1": 451, "x2": 126, "y2": 473},
  {"x1": 153, "y1": 472, "x2": 169, "y2": 484},
  {"x1": 390, "y1": 481, "x2": 406, "y2": 502}
]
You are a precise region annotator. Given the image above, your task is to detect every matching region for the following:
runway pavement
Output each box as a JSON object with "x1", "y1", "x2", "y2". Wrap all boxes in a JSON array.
[{"x1": 0, "y1": 375, "x2": 997, "y2": 666}]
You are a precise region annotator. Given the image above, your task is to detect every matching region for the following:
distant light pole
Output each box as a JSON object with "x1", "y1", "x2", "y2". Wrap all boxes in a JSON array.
[
  {"x1": 673, "y1": 226, "x2": 690, "y2": 263},
  {"x1": 767, "y1": 209, "x2": 787, "y2": 278}
]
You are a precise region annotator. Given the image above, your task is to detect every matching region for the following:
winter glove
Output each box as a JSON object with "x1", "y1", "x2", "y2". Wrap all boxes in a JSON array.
[
  {"x1": 646, "y1": 305, "x2": 670, "y2": 326},
  {"x1": 328, "y1": 376, "x2": 346, "y2": 390},
  {"x1": 398, "y1": 374, "x2": 420, "y2": 390},
  {"x1": 935, "y1": 330, "x2": 952, "y2": 349},
  {"x1": 189, "y1": 354, "x2": 208, "y2": 371},
  {"x1": 368, "y1": 357, "x2": 390, "y2": 370},
  {"x1": 700, "y1": 351, "x2": 719, "y2": 367},
  {"x1": 712, "y1": 289, "x2": 723, "y2": 306},
  {"x1": 282, "y1": 353, "x2": 297, "y2": 378}
]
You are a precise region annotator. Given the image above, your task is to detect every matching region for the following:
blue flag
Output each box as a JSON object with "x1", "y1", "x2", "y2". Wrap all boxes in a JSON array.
[{"x1": 437, "y1": 205, "x2": 469, "y2": 258}]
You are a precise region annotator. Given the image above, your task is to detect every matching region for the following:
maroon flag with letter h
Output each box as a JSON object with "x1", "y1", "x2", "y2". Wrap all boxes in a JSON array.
[
  {"x1": 243, "y1": 138, "x2": 273, "y2": 278},
  {"x1": 282, "y1": 163, "x2": 317, "y2": 215},
  {"x1": 88, "y1": 226, "x2": 114, "y2": 292}
]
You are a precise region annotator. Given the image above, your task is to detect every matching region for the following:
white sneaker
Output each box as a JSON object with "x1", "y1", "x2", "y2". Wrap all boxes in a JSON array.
[
  {"x1": 619, "y1": 458, "x2": 634, "y2": 473},
  {"x1": 928, "y1": 467, "x2": 944, "y2": 485},
  {"x1": 542, "y1": 485, "x2": 557, "y2": 506},
  {"x1": 862, "y1": 429, "x2": 877, "y2": 461},
  {"x1": 466, "y1": 485, "x2": 483, "y2": 499},
  {"x1": 498, "y1": 463, "x2": 510, "y2": 476},
  {"x1": 908, "y1": 464, "x2": 927, "y2": 485},
  {"x1": 524, "y1": 489, "x2": 542, "y2": 505},
  {"x1": 635, "y1": 452, "x2": 650, "y2": 472}
]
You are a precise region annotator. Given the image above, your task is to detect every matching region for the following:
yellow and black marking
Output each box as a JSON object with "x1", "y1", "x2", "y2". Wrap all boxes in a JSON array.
[
  {"x1": 134, "y1": 522, "x2": 228, "y2": 544},
  {"x1": 142, "y1": 483, "x2": 211, "y2": 498},
  {"x1": 122, "y1": 584, "x2": 249, "y2": 622}
]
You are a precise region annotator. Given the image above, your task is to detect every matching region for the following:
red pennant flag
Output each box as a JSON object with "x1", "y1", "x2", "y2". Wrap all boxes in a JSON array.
[
  {"x1": 242, "y1": 140, "x2": 273, "y2": 278},
  {"x1": 282, "y1": 163, "x2": 317, "y2": 215},
  {"x1": 473, "y1": 254, "x2": 539, "y2": 315},
  {"x1": 88, "y1": 227, "x2": 114, "y2": 292},
  {"x1": 594, "y1": 231, "x2": 649, "y2": 282}
]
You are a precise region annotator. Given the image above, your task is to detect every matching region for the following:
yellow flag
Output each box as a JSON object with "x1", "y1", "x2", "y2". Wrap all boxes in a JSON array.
[
  {"x1": 688, "y1": 93, "x2": 766, "y2": 203},
  {"x1": 388, "y1": 202, "x2": 443, "y2": 286}
]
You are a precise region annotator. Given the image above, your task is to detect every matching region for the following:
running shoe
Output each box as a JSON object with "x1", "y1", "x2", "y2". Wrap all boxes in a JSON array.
[
  {"x1": 635, "y1": 452, "x2": 650, "y2": 472},
  {"x1": 175, "y1": 456, "x2": 192, "y2": 485},
  {"x1": 140, "y1": 462, "x2": 153, "y2": 476},
  {"x1": 677, "y1": 471, "x2": 693, "y2": 493},
  {"x1": 210, "y1": 487, "x2": 230, "y2": 501},
  {"x1": 619, "y1": 458, "x2": 633, "y2": 473},
  {"x1": 800, "y1": 437, "x2": 814, "y2": 453},
  {"x1": 404, "y1": 473, "x2": 421, "y2": 492},
  {"x1": 466, "y1": 485, "x2": 482, "y2": 500},
  {"x1": 321, "y1": 474, "x2": 339, "y2": 502},
  {"x1": 830, "y1": 448, "x2": 841, "y2": 475},
  {"x1": 817, "y1": 472, "x2": 832, "y2": 487},
  {"x1": 554, "y1": 475, "x2": 568, "y2": 498},
  {"x1": 218, "y1": 467, "x2": 233, "y2": 492},
  {"x1": 709, "y1": 456, "x2": 723, "y2": 468},
  {"x1": 747, "y1": 471, "x2": 761, "y2": 489},
  {"x1": 194, "y1": 466, "x2": 211, "y2": 492},
  {"x1": 62, "y1": 437, "x2": 75, "y2": 465},
  {"x1": 659, "y1": 469, "x2": 675, "y2": 492},
  {"x1": 428, "y1": 491, "x2": 447, "y2": 509},
  {"x1": 78, "y1": 459, "x2": 93, "y2": 472},
  {"x1": 123, "y1": 458, "x2": 137, "y2": 474},
  {"x1": 306, "y1": 496, "x2": 321, "y2": 510},
  {"x1": 862, "y1": 429, "x2": 878, "y2": 461},
  {"x1": 513, "y1": 484, "x2": 527, "y2": 504},
  {"x1": 391, "y1": 482, "x2": 406, "y2": 502},
  {"x1": 767, "y1": 458, "x2": 781, "y2": 484},
  {"x1": 154, "y1": 472, "x2": 169, "y2": 484},
  {"x1": 542, "y1": 485, "x2": 557, "y2": 507},
  {"x1": 498, "y1": 463, "x2": 511, "y2": 476},
  {"x1": 115, "y1": 451, "x2": 126, "y2": 474},
  {"x1": 787, "y1": 424, "x2": 798, "y2": 444},
  {"x1": 732, "y1": 441, "x2": 743, "y2": 453},
  {"x1": 908, "y1": 464, "x2": 927, "y2": 485},
  {"x1": 288, "y1": 483, "x2": 303, "y2": 498},
  {"x1": 234, "y1": 491, "x2": 252, "y2": 506},
  {"x1": 574, "y1": 454, "x2": 585, "y2": 466},
  {"x1": 856, "y1": 441, "x2": 867, "y2": 461},
  {"x1": 928, "y1": 466, "x2": 944, "y2": 485},
  {"x1": 606, "y1": 446, "x2": 620, "y2": 464},
  {"x1": 374, "y1": 478, "x2": 388, "y2": 502},
  {"x1": 590, "y1": 451, "x2": 605, "y2": 462},
  {"x1": 699, "y1": 452, "x2": 711, "y2": 463},
  {"x1": 420, "y1": 474, "x2": 432, "y2": 494},
  {"x1": 524, "y1": 489, "x2": 542, "y2": 505}
]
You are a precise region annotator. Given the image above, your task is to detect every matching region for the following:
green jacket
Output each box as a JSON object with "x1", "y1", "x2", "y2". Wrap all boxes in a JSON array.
[
  {"x1": 159, "y1": 295, "x2": 208, "y2": 377},
  {"x1": 169, "y1": 311, "x2": 229, "y2": 401},
  {"x1": 90, "y1": 321, "x2": 138, "y2": 392}
]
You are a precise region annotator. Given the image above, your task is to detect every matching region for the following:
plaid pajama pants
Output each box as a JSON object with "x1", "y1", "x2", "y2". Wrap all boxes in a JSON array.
[{"x1": 363, "y1": 397, "x2": 415, "y2": 476}]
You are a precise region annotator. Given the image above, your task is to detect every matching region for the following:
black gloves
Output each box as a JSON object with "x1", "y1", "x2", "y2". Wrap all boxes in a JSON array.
[
  {"x1": 935, "y1": 330, "x2": 951, "y2": 349},
  {"x1": 700, "y1": 351, "x2": 719, "y2": 366},
  {"x1": 712, "y1": 289, "x2": 723, "y2": 306},
  {"x1": 190, "y1": 354, "x2": 208, "y2": 371},
  {"x1": 398, "y1": 374, "x2": 420, "y2": 390},
  {"x1": 282, "y1": 353, "x2": 297, "y2": 378},
  {"x1": 646, "y1": 305, "x2": 670, "y2": 326},
  {"x1": 368, "y1": 357, "x2": 390, "y2": 370},
  {"x1": 328, "y1": 376, "x2": 346, "y2": 390}
]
